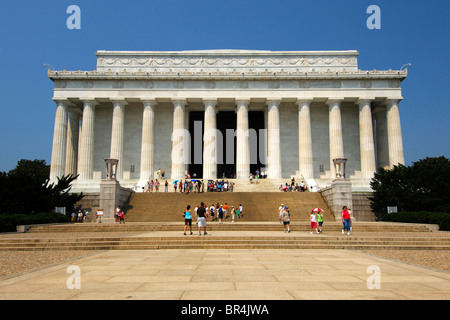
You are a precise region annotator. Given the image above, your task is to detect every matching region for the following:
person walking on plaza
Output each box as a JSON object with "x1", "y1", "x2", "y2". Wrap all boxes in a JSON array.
[
  {"x1": 341, "y1": 206, "x2": 352, "y2": 235},
  {"x1": 281, "y1": 206, "x2": 291, "y2": 233},
  {"x1": 184, "y1": 205, "x2": 193, "y2": 235},
  {"x1": 197, "y1": 202, "x2": 208, "y2": 235},
  {"x1": 231, "y1": 206, "x2": 235, "y2": 222}
]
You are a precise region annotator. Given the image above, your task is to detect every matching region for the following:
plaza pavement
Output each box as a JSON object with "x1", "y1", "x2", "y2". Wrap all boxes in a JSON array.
[{"x1": 0, "y1": 230, "x2": 449, "y2": 301}]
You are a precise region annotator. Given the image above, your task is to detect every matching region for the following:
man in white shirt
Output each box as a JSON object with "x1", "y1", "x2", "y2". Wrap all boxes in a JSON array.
[{"x1": 310, "y1": 211, "x2": 319, "y2": 234}]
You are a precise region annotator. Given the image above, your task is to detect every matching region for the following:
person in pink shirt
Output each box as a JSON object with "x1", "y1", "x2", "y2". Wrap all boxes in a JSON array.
[{"x1": 341, "y1": 206, "x2": 352, "y2": 235}]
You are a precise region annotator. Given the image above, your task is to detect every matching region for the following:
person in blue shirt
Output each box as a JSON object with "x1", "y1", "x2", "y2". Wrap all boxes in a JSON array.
[{"x1": 184, "y1": 205, "x2": 193, "y2": 235}]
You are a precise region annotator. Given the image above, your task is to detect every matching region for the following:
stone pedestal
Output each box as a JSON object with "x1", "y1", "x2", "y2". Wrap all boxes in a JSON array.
[
  {"x1": 319, "y1": 158, "x2": 353, "y2": 220},
  {"x1": 99, "y1": 179, "x2": 121, "y2": 223},
  {"x1": 329, "y1": 179, "x2": 353, "y2": 221},
  {"x1": 98, "y1": 158, "x2": 132, "y2": 223}
]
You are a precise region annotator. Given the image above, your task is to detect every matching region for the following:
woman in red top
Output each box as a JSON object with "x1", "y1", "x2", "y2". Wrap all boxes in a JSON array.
[{"x1": 341, "y1": 206, "x2": 351, "y2": 235}]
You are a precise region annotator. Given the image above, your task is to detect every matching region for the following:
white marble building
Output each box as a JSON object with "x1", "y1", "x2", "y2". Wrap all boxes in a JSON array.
[{"x1": 48, "y1": 50, "x2": 407, "y2": 192}]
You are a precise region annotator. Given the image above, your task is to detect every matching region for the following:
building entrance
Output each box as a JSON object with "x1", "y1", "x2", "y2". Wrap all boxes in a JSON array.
[{"x1": 187, "y1": 110, "x2": 265, "y2": 179}]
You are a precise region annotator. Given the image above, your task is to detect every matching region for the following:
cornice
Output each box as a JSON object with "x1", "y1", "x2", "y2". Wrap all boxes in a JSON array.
[{"x1": 48, "y1": 69, "x2": 407, "y2": 82}]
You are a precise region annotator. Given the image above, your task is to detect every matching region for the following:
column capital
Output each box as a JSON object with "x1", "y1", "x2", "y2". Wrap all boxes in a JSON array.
[
  {"x1": 141, "y1": 98, "x2": 157, "y2": 106},
  {"x1": 80, "y1": 98, "x2": 99, "y2": 106},
  {"x1": 266, "y1": 98, "x2": 282, "y2": 106},
  {"x1": 326, "y1": 99, "x2": 342, "y2": 106},
  {"x1": 172, "y1": 99, "x2": 187, "y2": 105},
  {"x1": 202, "y1": 99, "x2": 217, "y2": 106},
  {"x1": 295, "y1": 99, "x2": 312, "y2": 106},
  {"x1": 385, "y1": 98, "x2": 401, "y2": 107},
  {"x1": 111, "y1": 99, "x2": 128, "y2": 106},
  {"x1": 236, "y1": 99, "x2": 250, "y2": 106},
  {"x1": 356, "y1": 98, "x2": 374, "y2": 106},
  {"x1": 52, "y1": 98, "x2": 72, "y2": 106}
]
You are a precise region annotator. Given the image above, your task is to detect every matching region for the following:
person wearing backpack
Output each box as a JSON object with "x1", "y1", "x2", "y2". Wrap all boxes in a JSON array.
[{"x1": 218, "y1": 205, "x2": 224, "y2": 224}]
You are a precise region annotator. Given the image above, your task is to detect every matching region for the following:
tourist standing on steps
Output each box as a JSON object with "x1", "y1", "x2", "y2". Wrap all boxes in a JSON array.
[
  {"x1": 317, "y1": 211, "x2": 324, "y2": 233},
  {"x1": 218, "y1": 205, "x2": 224, "y2": 224},
  {"x1": 223, "y1": 203, "x2": 228, "y2": 219},
  {"x1": 118, "y1": 209, "x2": 125, "y2": 224},
  {"x1": 197, "y1": 202, "x2": 208, "y2": 235},
  {"x1": 310, "y1": 210, "x2": 319, "y2": 234},
  {"x1": 114, "y1": 206, "x2": 121, "y2": 224},
  {"x1": 341, "y1": 206, "x2": 351, "y2": 235},
  {"x1": 184, "y1": 205, "x2": 193, "y2": 235},
  {"x1": 278, "y1": 203, "x2": 284, "y2": 224},
  {"x1": 281, "y1": 206, "x2": 291, "y2": 233},
  {"x1": 210, "y1": 204, "x2": 215, "y2": 221}
]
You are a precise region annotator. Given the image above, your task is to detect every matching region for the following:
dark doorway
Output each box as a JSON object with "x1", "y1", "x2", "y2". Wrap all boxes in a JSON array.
[
  {"x1": 188, "y1": 111, "x2": 204, "y2": 178},
  {"x1": 248, "y1": 111, "x2": 265, "y2": 176},
  {"x1": 217, "y1": 111, "x2": 237, "y2": 179}
]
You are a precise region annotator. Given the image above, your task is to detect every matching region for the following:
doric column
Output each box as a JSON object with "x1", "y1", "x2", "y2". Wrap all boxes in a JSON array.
[
  {"x1": 65, "y1": 108, "x2": 81, "y2": 176},
  {"x1": 266, "y1": 99, "x2": 282, "y2": 179},
  {"x1": 386, "y1": 99, "x2": 405, "y2": 167},
  {"x1": 140, "y1": 99, "x2": 156, "y2": 180},
  {"x1": 297, "y1": 99, "x2": 314, "y2": 179},
  {"x1": 77, "y1": 99, "x2": 97, "y2": 180},
  {"x1": 49, "y1": 99, "x2": 69, "y2": 183},
  {"x1": 110, "y1": 100, "x2": 127, "y2": 180},
  {"x1": 203, "y1": 99, "x2": 217, "y2": 179},
  {"x1": 236, "y1": 99, "x2": 250, "y2": 179},
  {"x1": 327, "y1": 99, "x2": 344, "y2": 178},
  {"x1": 358, "y1": 99, "x2": 377, "y2": 179},
  {"x1": 171, "y1": 99, "x2": 187, "y2": 179},
  {"x1": 374, "y1": 105, "x2": 389, "y2": 169}
]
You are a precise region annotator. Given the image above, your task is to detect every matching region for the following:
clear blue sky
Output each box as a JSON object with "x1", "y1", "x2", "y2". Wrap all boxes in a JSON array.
[{"x1": 0, "y1": 0, "x2": 449, "y2": 172}]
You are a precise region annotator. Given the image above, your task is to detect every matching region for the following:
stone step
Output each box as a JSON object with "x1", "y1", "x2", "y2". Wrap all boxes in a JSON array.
[
  {"x1": 24, "y1": 222, "x2": 432, "y2": 233},
  {"x1": 1, "y1": 241, "x2": 449, "y2": 251},
  {"x1": 2, "y1": 231, "x2": 449, "y2": 251}
]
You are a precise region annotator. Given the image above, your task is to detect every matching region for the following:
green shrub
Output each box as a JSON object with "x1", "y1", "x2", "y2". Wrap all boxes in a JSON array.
[
  {"x1": 0, "y1": 212, "x2": 69, "y2": 232},
  {"x1": 381, "y1": 211, "x2": 450, "y2": 231}
]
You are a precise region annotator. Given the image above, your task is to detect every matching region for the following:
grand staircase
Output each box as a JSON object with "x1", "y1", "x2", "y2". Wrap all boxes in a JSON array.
[
  {"x1": 123, "y1": 191, "x2": 332, "y2": 222},
  {"x1": 2, "y1": 184, "x2": 448, "y2": 252},
  {"x1": 2, "y1": 221, "x2": 448, "y2": 251}
]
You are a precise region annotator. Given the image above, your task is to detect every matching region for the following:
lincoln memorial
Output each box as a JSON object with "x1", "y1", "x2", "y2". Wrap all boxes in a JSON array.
[{"x1": 48, "y1": 50, "x2": 407, "y2": 193}]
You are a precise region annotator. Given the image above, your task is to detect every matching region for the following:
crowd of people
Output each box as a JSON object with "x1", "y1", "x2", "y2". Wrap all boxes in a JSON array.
[
  {"x1": 207, "y1": 180, "x2": 234, "y2": 192},
  {"x1": 71, "y1": 210, "x2": 89, "y2": 222},
  {"x1": 183, "y1": 202, "x2": 244, "y2": 235},
  {"x1": 173, "y1": 179, "x2": 204, "y2": 193},
  {"x1": 276, "y1": 204, "x2": 352, "y2": 235},
  {"x1": 143, "y1": 178, "x2": 237, "y2": 194},
  {"x1": 280, "y1": 178, "x2": 309, "y2": 192}
]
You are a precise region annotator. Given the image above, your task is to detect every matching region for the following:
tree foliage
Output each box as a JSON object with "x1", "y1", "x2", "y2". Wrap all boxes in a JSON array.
[
  {"x1": 370, "y1": 156, "x2": 450, "y2": 219},
  {"x1": 0, "y1": 159, "x2": 83, "y2": 215}
]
